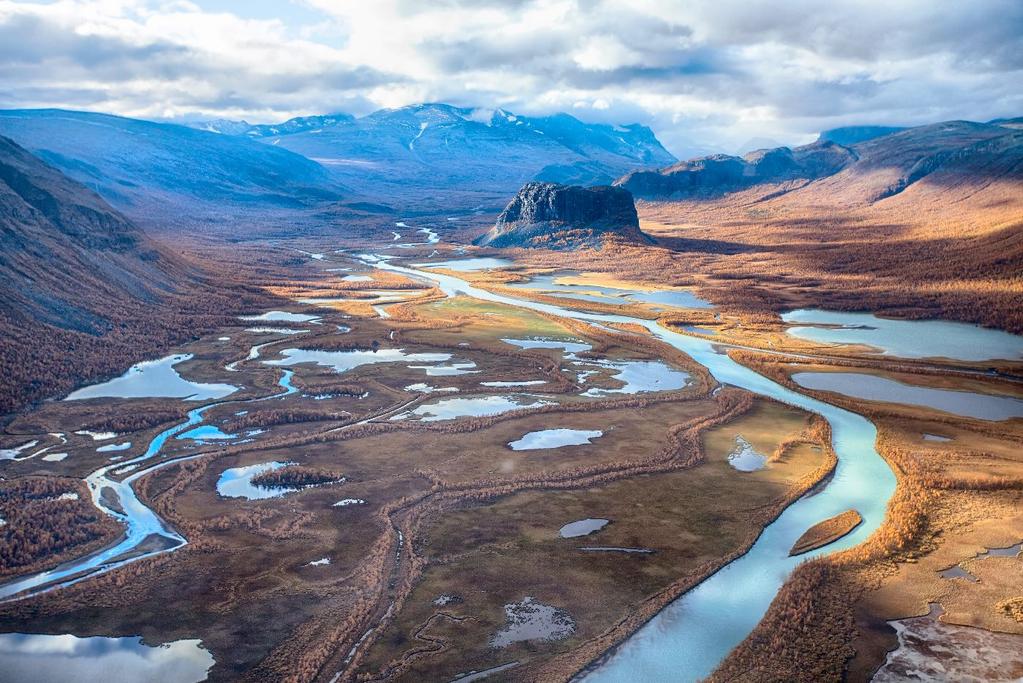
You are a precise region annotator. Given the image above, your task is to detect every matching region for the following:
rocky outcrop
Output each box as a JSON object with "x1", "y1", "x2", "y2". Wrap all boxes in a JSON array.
[
  {"x1": 475, "y1": 182, "x2": 649, "y2": 248},
  {"x1": 614, "y1": 140, "x2": 857, "y2": 200}
]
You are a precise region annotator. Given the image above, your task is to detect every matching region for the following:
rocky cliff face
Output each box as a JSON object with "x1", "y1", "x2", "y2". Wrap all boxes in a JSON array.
[{"x1": 475, "y1": 182, "x2": 649, "y2": 248}]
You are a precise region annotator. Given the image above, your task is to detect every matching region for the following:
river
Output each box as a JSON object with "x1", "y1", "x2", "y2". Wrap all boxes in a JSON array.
[
  {"x1": 0, "y1": 252, "x2": 900, "y2": 682},
  {"x1": 365, "y1": 255, "x2": 897, "y2": 682},
  {"x1": 0, "y1": 367, "x2": 296, "y2": 602}
]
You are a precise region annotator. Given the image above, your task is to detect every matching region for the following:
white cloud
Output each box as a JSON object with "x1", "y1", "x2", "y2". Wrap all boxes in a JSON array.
[{"x1": 0, "y1": 0, "x2": 1020, "y2": 155}]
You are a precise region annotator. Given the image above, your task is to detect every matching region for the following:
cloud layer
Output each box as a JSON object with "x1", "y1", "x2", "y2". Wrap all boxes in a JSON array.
[{"x1": 1, "y1": 0, "x2": 1020, "y2": 155}]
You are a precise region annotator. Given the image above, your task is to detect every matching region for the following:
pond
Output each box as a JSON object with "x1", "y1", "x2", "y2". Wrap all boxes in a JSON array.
[
  {"x1": 579, "y1": 359, "x2": 690, "y2": 396},
  {"x1": 239, "y1": 311, "x2": 320, "y2": 323},
  {"x1": 243, "y1": 327, "x2": 307, "y2": 335},
  {"x1": 97, "y1": 442, "x2": 132, "y2": 453},
  {"x1": 391, "y1": 395, "x2": 554, "y2": 422},
  {"x1": 726, "y1": 436, "x2": 768, "y2": 472},
  {"x1": 508, "y1": 429, "x2": 603, "y2": 451},
  {"x1": 65, "y1": 354, "x2": 237, "y2": 402},
  {"x1": 0, "y1": 633, "x2": 213, "y2": 683},
  {"x1": 782, "y1": 309, "x2": 1023, "y2": 361},
  {"x1": 559, "y1": 518, "x2": 610, "y2": 538},
  {"x1": 490, "y1": 597, "x2": 575, "y2": 648},
  {"x1": 791, "y1": 372, "x2": 1023, "y2": 421},
  {"x1": 507, "y1": 273, "x2": 712, "y2": 309},
  {"x1": 264, "y1": 348, "x2": 452, "y2": 374},
  {"x1": 416, "y1": 257, "x2": 514, "y2": 271},
  {"x1": 216, "y1": 461, "x2": 292, "y2": 500},
  {"x1": 176, "y1": 425, "x2": 237, "y2": 443},
  {"x1": 408, "y1": 361, "x2": 479, "y2": 376},
  {"x1": 501, "y1": 337, "x2": 592, "y2": 353}
]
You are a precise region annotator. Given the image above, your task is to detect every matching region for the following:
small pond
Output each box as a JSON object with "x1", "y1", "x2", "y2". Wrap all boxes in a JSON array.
[
  {"x1": 417, "y1": 257, "x2": 514, "y2": 271},
  {"x1": 509, "y1": 429, "x2": 603, "y2": 451},
  {"x1": 239, "y1": 311, "x2": 320, "y2": 324},
  {"x1": 216, "y1": 461, "x2": 292, "y2": 500},
  {"x1": 391, "y1": 395, "x2": 553, "y2": 422},
  {"x1": 559, "y1": 518, "x2": 610, "y2": 538},
  {"x1": 265, "y1": 348, "x2": 452, "y2": 374},
  {"x1": 65, "y1": 354, "x2": 237, "y2": 402},
  {"x1": 726, "y1": 436, "x2": 768, "y2": 472}
]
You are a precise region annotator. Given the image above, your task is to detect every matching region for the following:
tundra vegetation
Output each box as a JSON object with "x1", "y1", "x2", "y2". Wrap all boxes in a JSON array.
[{"x1": 0, "y1": 214, "x2": 1021, "y2": 682}]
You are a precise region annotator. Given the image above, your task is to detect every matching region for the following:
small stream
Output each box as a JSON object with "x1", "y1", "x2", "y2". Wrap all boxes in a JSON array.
[{"x1": 0, "y1": 358, "x2": 296, "y2": 602}]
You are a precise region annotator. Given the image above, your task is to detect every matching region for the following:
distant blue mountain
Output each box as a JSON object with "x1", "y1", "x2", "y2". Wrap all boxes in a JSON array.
[
  {"x1": 0, "y1": 105, "x2": 676, "y2": 224},
  {"x1": 0, "y1": 109, "x2": 343, "y2": 227},
  {"x1": 192, "y1": 103, "x2": 676, "y2": 205}
]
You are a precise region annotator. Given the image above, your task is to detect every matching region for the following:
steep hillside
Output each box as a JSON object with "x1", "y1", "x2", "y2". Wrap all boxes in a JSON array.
[
  {"x1": 199, "y1": 104, "x2": 675, "y2": 206},
  {"x1": 627, "y1": 119, "x2": 1023, "y2": 332},
  {"x1": 616, "y1": 120, "x2": 1015, "y2": 206},
  {"x1": 0, "y1": 134, "x2": 174, "y2": 330},
  {"x1": 476, "y1": 182, "x2": 648, "y2": 248},
  {"x1": 0, "y1": 110, "x2": 343, "y2": 229},
  {"x1": 616, "y1": 141, "x2": 856, "y2": 200},
  {"x1": 0, "y1": 135, "x2": 267, "y2": 414}
]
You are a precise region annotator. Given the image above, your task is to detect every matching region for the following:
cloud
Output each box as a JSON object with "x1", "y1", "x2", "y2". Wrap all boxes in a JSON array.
[{"x1": 0, "y1": 0, "x2": 1020, "y2": 155}]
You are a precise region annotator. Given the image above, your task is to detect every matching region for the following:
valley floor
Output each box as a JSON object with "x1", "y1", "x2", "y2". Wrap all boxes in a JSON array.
[{"x1": 0, "y1": 226, "x2": 1021, "y2": 682}]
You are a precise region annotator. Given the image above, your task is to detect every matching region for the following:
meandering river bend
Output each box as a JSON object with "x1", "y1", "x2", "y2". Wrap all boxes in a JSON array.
[{"x1": 0, "y1": 252, "x2": 900, "y2": 683}]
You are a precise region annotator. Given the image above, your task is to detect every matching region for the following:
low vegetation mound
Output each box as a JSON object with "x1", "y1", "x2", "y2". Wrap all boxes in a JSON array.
[
  {"x1": 250, "y1": 465, "x2": 343, "y2": 490},
  {"x1": 997, "y1": 596, "x2": 1023, "y2": 623},
  {"x1": 789, "y1": 509, "x2": 863, "y2": 556}
]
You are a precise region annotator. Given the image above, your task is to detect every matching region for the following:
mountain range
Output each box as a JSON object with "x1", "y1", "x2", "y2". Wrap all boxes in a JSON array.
[
  {"x1": 193, "y1": 103, "x2": 676, "y2": 205},
  {"x1": 0, "y1": 105, "x2": 675, "y2": 228},
  {"x1": 616, "y1": 120, "x2": 1023, "y2": 205}
]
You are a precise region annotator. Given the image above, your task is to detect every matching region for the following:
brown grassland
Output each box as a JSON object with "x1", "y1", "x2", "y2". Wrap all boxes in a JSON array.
[{"x1": 2, "y1": 219, "x2": 1023, "y2": 683}]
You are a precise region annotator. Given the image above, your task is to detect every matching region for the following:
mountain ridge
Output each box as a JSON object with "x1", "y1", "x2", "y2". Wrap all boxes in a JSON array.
[
  {"x1": 614, "y1": 118, "x2": 1020, "y2": 205},
  {"x1": 0, "y1": 133, "x2": 276, "y2": 413},
  {"x1": 191, "y1": 103, "x2": 676, "y2": 204},
  {"x1": 0, "y1": 109, "x2": 345, "y2": 230}
]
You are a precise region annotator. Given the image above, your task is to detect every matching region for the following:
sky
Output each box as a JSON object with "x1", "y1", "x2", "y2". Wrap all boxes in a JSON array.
[{"x1": 0, "y1": 0, "x2": 1020, "y2": 157}]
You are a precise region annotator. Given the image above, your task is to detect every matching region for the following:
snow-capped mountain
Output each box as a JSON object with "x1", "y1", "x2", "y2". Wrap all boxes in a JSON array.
[{"x1": 192, "y1": 103, "x2": 676, "y2": 204}]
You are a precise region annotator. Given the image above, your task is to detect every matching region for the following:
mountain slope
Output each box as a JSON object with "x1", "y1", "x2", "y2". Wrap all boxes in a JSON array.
[
  {"x1": 818, "y1": 125, "x2": 906, "y2": 145},
  {"x1": 616, "y1": 140, "x2": 857, "y2": 200},
  {"x1": 199, "y1": 104, "x2": 676, "y2": 206},
  {"x1": 0, "y1": 135, "x2": 265, "y2": 414},
  {"x1": 615, "y1": 120, "x2": 1017, "y2": 206},
  {"x1": 0, "y1": 134, "x2": 175, "y2": 331},
  {"x1": 623, "y1": 118, "x2": 1023, "y2": 333},
  {"x1": 0, "y1": 109, "x2": 343, "y2": 229}
]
